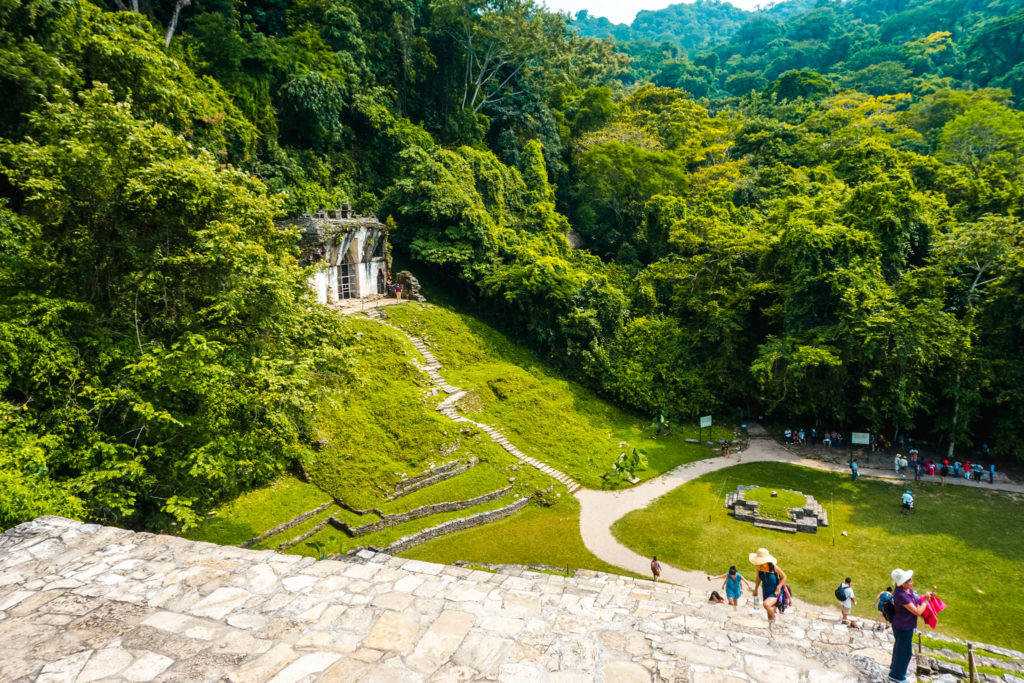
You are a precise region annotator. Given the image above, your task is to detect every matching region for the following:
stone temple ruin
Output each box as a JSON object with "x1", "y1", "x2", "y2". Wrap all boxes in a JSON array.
[
  {"x1": 280, "y1": 205, "x2": 389, "y2": 304},
  {"x1": 725, "y1": 485, "x2": 829, "y2": 534}
]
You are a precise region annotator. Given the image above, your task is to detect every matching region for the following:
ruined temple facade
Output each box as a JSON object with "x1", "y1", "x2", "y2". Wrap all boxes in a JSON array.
[{"x1": 282, "y1": 205, "x2": 389, "y2": 304}]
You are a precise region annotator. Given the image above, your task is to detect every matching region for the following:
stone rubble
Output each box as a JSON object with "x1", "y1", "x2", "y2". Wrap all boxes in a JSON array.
[{"x1": 0, "y1": 517, "x2": 897, "y2": 682}]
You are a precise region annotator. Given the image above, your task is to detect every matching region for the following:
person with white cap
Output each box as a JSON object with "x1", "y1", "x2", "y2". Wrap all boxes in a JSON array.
[
  {"x1": 749, "y1": 548, "x2": 787, "y2": 627},
  {"x1": 888, "y1": 568, "x2": 937, "y2": 683}
]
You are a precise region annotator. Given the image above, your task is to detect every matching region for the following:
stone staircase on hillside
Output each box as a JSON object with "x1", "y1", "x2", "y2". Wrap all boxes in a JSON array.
[
  {"x1": 1, "y1": 517, "x2": 904, "y2": 682},
  {"x1": 363, "y1": 307, "x2": 582, "y2": 493}
]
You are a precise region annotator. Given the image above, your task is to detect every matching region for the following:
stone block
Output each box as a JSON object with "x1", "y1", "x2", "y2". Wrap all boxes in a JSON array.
[
  {"x1": 225, "y1": 643, "x2": 297, "y2": 683},
  {"x1": 600, "y1": 660, "x2": 651, "y2": 682},
  {"x1": 407, "y1": 610, "x2": 475, "y2": 674},
  {"x1": 37, "y1": 649, "x2": 93, "y2": 683},
  {"x1": 266, "y1": 652, "x2": 341, "y2": 683},
  {"x1": 453, "y1": 633, "x2": 514, "y2": 676},
  {"x1": 189, "y1": 587, "x2": 251, "y2": 620},
  {"x1": 121, "y1": 652, "x2": 174, "y2": 681},
  {"x1": 76, "y1": 647, "x2": 134, "y2": 682},
  {"x1": 363, "y1": 610, "x2": 420, "y2": 651}
]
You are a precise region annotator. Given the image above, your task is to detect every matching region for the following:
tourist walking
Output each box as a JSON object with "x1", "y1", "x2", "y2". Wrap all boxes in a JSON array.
[
  {"x1": 749, "y1": 548, "x2": 787, "y2": 628},
  {"x1": 650, "y1": 556, "x2": 662, "y2": 582},
  {"x1": 708, "y1": 566, "x2": 752, "y2": 608},
  {"x1": 888, "y1": 568, "x2": 937, "y2": 683},
  {"x1": 850, "y1": 458, "x2": 858, "y2": 481},
  {"x1": 875, "y1": 586, "x2": 893, "y2": 631},
  {"x1": 894, "y1": 454, "x2": 902, "y2": 477},
  {"x1": 836, "y1": 577, "x2": 856, "y2": 625},
  {"x1": 989, "y1": 463, "x2": 996, "y2": 484}
]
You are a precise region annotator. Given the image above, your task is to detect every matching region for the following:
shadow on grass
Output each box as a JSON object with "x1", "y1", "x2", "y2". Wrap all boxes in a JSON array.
[{"x1": 184, "y1": 518, "x2": 256, "y2": 546}]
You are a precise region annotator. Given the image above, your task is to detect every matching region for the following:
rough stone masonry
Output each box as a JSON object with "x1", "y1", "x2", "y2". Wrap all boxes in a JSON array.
[{"x1": 0, "y1": 517, "x2": 892, "y2": 682}]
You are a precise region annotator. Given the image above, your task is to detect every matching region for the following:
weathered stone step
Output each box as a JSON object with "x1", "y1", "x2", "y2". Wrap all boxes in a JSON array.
[{"x1": 0, "y1": 518, "x2": 901, "y2": 683}]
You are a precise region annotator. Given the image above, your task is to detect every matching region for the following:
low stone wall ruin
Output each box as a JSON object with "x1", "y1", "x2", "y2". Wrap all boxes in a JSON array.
[
  {"x1": 334, "y1": 486, "x2": 513, "y2": 538},
  {"x1": 239, "y1": 501, "x2": 334, "y2": 548},
  {"x1": 388, "y1": 458, "x2": 478, "y2": 500},
  {"x1": 368, "y1": 495, "x2": 530, "y2": 555}
]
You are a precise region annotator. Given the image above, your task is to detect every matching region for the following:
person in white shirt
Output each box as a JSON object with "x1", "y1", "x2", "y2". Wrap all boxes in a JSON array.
[{"x1": 839, "y1": 577, "x2": 856, "y2": 624}]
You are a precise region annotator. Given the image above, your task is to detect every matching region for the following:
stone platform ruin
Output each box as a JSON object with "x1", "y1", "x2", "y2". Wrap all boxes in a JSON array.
[
  {"x1": 725, "y1": 485, "x2": 829, "y2": 534},
  {"x1": 0, "y1": 517, "x2": 896, "y2": 682}
]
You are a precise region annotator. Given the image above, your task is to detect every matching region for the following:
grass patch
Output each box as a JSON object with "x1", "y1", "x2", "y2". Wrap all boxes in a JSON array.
[
  {"x1": 376, "y1": 452, "x2": 520, "y2": 513},
  {"x1": 385, "y1": 303, "x2": 728, "y2": 488},
  {"x1": 611, "y1": 461, "x2": 1024, "y2": 650},
  {"x1": 184, "y1": 475, "x2": 331, "y2": 546},
  {"x1": 250, "y1": 504, "x2": 343, "y2": 550},
  {"x1": 305, "y1": 317, "x2": 517, "y2": 509},
  {"x1": 744, "y1": 487, "x2": 806, "y2": 521},
  {"x1": 919, "y1": 636, "x2": 1018, "y2": 662},
  {"x1": 400, "y1": 493, "x2": 644, "y2": 579}
]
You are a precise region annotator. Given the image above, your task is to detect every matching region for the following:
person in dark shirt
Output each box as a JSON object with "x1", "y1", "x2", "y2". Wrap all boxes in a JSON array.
[
  {"x1": 888, "y1": 568, "x2": 937, "y2": 683},
  {"x1": 749, "y1": 548, "x2": 787, "y2": 628}
]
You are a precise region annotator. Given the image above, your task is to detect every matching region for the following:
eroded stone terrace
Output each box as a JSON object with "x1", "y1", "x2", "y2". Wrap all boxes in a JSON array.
[{"x1": 0, "y1": 517, "x2": 890, "y2": 682}]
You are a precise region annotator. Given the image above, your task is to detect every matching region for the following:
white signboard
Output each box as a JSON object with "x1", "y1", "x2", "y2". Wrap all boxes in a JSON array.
[
  {"x1": 851, "y1": 432, "x2": 870, "y2": 445},
  {"x1": 700, "y1": 415, "x2": 712, "y2": 429}
]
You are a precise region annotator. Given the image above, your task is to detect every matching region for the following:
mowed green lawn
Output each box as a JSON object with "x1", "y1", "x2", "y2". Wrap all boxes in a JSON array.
[{"x1": 612, "y1": 461, "x2": 1024, "y2": 650}]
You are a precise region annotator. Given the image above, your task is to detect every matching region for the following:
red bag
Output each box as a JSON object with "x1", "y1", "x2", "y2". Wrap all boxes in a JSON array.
[{"x1": 922, "y1": 596, "x2": 947, "y2": 629}]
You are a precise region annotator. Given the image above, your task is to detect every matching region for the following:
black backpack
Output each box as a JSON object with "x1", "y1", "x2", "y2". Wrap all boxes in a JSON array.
[
  {"x1": 882, "y1": 599, "x2": 895, "y2": 622},
  {"x1": 835, "y1": 584, "x2": 848, "y2": 601}
]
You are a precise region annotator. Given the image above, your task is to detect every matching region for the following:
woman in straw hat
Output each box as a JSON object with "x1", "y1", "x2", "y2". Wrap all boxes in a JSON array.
[
  {"x1": 749, "y1": 548, "x2": 787, "y2": 626},
  {"x1": 888, "y1": 568, "x2": 936, "y2": 683}
]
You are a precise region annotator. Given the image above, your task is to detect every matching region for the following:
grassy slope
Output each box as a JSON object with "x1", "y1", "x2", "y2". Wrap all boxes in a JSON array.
[
  {"x1": 185, "y1": 301, "x2": 719, "y2": 575},
  {"x1": 612, "y1": 461, "x2": 1024, "y2": 650},
  {"x1": 184, "y1": 475, "x2": 331, "y2": 546},
  {"x1": 385, "y1": 303, "x2": 725, "y2": 488}
]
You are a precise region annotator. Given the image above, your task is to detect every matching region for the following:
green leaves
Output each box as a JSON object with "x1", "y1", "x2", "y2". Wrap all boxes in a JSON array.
[{"x1": 0, "y1": 75, "x2": 348, "y2": 530}]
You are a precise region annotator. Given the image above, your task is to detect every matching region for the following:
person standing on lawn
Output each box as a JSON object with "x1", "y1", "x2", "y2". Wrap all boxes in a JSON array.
[
  {"x1": 708, "y1": 566, "x2": 752, "y2": 608},
  {"x1": 850, "y1": 458, "x2": 859, "y2": 481},
  {"x1": 888, "y1": 569, "x2": 937, "y2": 683},
  {"x1": 650, "y1": 556, "x2": 662, "y2": 582},
  {"x1": 749, "y1": 548, "x2": 787, "y2": 628},
  {"x1": 901, "y1": 490, "x2": 914, "y2": 515}
]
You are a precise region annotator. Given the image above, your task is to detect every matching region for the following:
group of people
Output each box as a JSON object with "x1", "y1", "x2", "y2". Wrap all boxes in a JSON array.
[
  {"x1": 783, "y1": 428, "x2": 844, "y2": 448},
  {"x1": 702, "y1": 548, "x2": 791, "y2": 625},
  {"x1": 654, "y1": 548, "x2": 942, "y2": 683},
  {"x1": 893, "y1": 452, "x2": 997, "y2": 484},
  {"x1": 838, "y1": 572, "x2": 943, "y2": 683}
]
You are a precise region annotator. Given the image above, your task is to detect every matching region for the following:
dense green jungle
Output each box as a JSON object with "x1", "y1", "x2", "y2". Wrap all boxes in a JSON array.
[{"x1": 0, "y1": 0, "x2": 1021, "y2": 532}]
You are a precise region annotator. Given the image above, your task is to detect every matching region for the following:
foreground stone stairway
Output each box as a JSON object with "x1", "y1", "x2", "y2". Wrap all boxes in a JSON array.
[
  {"x1": 0, "y1": 517, "x2": 897, "y2": 682},
  {"x1": 363, "y1": 308, "x2": 581, "y2": 493}
]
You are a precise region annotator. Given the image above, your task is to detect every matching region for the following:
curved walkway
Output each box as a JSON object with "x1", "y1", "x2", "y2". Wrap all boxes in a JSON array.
[
  {"x1": 576, "y1": 422, "x2": 1024, "y2": 609},
  {"x1": 363, "y1": 308, "x2": 581, "y2": 492}
]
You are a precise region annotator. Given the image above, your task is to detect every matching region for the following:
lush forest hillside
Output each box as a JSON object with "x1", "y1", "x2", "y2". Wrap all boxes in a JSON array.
[
  {"x1": 573, "y1": 0, "x2": 1024, "y2": 101},
  {"x1": 1, "y1": 0, "x2": 1022, "y2": 532}
]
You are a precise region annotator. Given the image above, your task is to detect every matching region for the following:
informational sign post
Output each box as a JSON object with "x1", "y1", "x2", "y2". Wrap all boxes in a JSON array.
[
  {"x1": 851, "y1": 431, "x2": 870, "y2": 465},
  {"x1": 700, "y1": 415, "x2": 712, "y2": 443}
]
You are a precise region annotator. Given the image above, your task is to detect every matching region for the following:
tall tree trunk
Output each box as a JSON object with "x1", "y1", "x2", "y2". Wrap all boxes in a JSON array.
[{"x1": 165, "y1": 0, "x2": 190, "y2": 49}]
